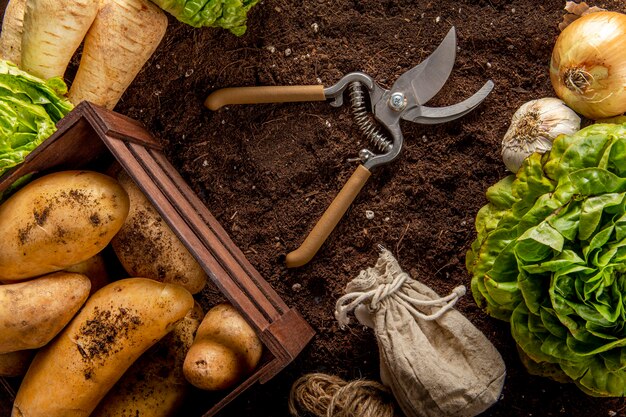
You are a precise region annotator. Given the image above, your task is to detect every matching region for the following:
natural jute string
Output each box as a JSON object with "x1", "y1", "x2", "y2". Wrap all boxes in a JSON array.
[
  {"x1": 334, "y1": 268, "x2": 466, "y2": 328},
  {"x1": 288, "y1": 373, "x2": 396, "y2": 417}
]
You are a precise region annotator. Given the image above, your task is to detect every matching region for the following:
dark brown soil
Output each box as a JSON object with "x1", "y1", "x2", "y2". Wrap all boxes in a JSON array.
[
  {"x1": 4, "y1": 0, "x2": 626, "y2": 416},
  {"x1": 113, "y1": 0, "x2": 626, "y2": 416}
]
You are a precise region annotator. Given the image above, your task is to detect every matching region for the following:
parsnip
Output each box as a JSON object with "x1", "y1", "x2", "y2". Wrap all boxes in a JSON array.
[
  {"x1": 21, "y1": 0, "x2": 100, "y2": 80},
  {"x1": 68, "y1": 0, "x2": 168, "y2": 109},
  {"x1": 0, "y1": 0, "x2": 27, "y2": 66}
]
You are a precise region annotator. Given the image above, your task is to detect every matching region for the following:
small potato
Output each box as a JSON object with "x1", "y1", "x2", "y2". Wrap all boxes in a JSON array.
[
  {"x1": 111, "y1": 171, "x2": 207, "y2": 294},
  {"x1": 183, "y1": 339, "x2": 242, "y2": 391},
  {"x1": 183, "y1": 303, "x2": 263, "y2": 391},
  {"x1": 65, "y1": 253, "x2": 110, "y2": 295},
  {"x1": 12, "y1": 278, "x2": 194, "y2": 417},
  {"x1": 0, "y1": 170, "x2": 130, "y2": 281},
  {"x1": 92, "y1": 303, "x2": 204, "y2": 417},
  {"x1": 0, "y1": 350, "x2": 35, "y2": 377},
  {"x1": 195, "y1": 303, "x2": 264, "y2": 373},
  {"x1": 0, "y1": 271, "x2": 91, "y2": 353}
]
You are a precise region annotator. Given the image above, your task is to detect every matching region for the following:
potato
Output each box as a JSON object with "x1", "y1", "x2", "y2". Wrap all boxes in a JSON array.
[
  {"x1": 0, "y1": 170, "x2": 130, "y2": 281},
  {"x1": 92, "y1": 302, "x2": 204, "y2": 417},
  {"x1": 65, "y1": 253, "x2": 110, "y2": 295},
  {"x1": 12, "y1": 278, "x2": 194, "y2": 417},
  {"x1": 183, "y1": 303, "x2": 263, "y2": 391},
  {"x1": 111, "y1": 171, "x2": 207, "y2": 294},
  {"x1": 183, "y1": 339, "x2": 242, "y2": 391},
  {"x1": 0, "y1": 350, "x2": 35, "y2": 377},
  {"x1": 0, "y1": 271, "x2": 91, "y2": 353}
]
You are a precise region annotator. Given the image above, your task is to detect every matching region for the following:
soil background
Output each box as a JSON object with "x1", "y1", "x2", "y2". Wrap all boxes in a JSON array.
[{"x1": 3, "y1": 0, "x2": 626, "y2": 416}]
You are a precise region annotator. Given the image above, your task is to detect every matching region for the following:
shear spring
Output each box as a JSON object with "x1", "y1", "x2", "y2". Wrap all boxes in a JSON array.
[{"x1": 348, "y1": 81, "x2": 392, "y2": 153}]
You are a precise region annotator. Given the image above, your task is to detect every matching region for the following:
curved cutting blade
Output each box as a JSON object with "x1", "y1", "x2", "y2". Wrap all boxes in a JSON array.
[
  {"x1": 402, "y1": 80, "x2": 494, "y2": 124},
  {"x1": 391, "y1": 27, "x2": 457, "y2": 105}
]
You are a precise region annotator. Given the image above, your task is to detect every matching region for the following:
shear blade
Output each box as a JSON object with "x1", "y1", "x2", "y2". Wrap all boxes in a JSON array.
[
  {"x1": 391, "y1": 27, "x2": 457, "y2": 106},
  {"x1": 402, "y1": 80, "x2": 494, "y2": 124}
]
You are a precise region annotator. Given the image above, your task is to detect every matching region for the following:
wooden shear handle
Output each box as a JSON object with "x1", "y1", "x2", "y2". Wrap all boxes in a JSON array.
[
  {"x1": 286, "y1": 165, "x2": 372, "y2": 268},
  {"x1": 205, "y1": 85, "x2": 326, "y2": 110}
]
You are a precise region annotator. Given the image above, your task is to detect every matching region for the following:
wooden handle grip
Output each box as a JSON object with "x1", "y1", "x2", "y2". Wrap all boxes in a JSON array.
[
  {"x1": 205, "y1": 85, "x2": 326, "y2": 110},
  {"x1": 285, "y1": 165, "x2": 372, "y2": 268}
]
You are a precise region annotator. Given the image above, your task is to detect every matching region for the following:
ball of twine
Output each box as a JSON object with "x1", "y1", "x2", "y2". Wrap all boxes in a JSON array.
[{"x1": 288, "y1": 373, "x2": 396, "y2": 417}]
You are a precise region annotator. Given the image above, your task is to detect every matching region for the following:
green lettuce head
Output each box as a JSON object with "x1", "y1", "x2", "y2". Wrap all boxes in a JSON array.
[
  {"x1": 467, "y1": 122, "x2": 626, "y2": 397},
  {"x1": 0, "y1": 60, "x2": 73, "y2": 178},
  {"x1": 150, "y1": 0, "x2": 259, "y2": 36}
]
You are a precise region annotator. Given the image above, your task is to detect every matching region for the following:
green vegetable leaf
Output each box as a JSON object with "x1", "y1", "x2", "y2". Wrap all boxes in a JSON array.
[
  {"x1": 0, "y1": 61, "x2": 73, "y2": 179},
  {"x1": 467, "y1": 122, "x2": 626, "y2": 396},
  {"x1": 150, "y1": 0, "x2": 259, "y2": 35}
]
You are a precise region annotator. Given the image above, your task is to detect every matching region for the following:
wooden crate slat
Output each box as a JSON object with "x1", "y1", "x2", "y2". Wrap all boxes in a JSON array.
[
  {"x1": 150, "y1": 150, "x2": 290, "y2": 313},
  {"x1": 200, "y1": 378, "x2": 260, "y2": 417},
  {"x1": 84, "y1": 103, "x2": 163, "y2": 150}
]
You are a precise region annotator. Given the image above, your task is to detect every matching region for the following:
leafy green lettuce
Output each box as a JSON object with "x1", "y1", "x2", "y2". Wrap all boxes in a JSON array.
[
  {"x1": 0, "y1": 60, "x2": 73, "y2": 178},
  {"x1": 467, "y1": 123, "x2": 626, "y2": 397},
  {"x1": 150, "y1": 0, "x2": 259, "y2": 36}
]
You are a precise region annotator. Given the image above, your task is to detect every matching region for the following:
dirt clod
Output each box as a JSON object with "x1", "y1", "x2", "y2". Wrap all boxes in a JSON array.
[{"x1": 75, "y1": 306, "x2": 142, "y2": 380}]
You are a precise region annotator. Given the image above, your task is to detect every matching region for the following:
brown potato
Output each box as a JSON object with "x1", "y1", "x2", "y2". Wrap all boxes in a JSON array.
[
  {"x1": 0, "y1": 170, "x2": 130, "y2": 281},
  {"x1": 111, "y1": 172, "x2": 207, "y2": 294},
  {"x1": 65, "y1": 253, "x2": 110, "y2": 295},
  {"x1": 12, "y1": 278, "x2": 194, "y2": 417},
  {"x1": 183, "y1": 339, "x2": 242, "y2": 391},
  {"x1": 0, "y1": 271, "x2": 91, "y2": 354},
  {"x1": 0, "y1": 350, "x2": 35, "y2": 377},
  {"x1": 183, "y1": 303, "x2": 263, "y2": 391},
  {"x1": 91, "y1": 302, "x2": 204, "y2": 417}
]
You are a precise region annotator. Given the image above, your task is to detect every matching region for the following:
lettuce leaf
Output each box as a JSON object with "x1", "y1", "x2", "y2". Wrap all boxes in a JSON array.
[
  {"x1": 467, "y1": 123, "x2": 626, "y2": 396},
  {"x1": 0, "y1": 60, "x2": 73, "y2": 178},
  {"x1": 150, "y1": 0, "x2": 259, "y2": 36}
]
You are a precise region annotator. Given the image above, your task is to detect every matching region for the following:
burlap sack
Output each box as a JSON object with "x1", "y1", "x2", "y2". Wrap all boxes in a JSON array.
[{"x1": 335, "y1": 248, "x2": 505, "y2": 417}]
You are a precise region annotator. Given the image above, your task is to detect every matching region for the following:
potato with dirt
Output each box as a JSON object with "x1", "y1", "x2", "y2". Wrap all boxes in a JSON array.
[
  {"x1": 92, "y1": 302, "x2": 204, "y2": 417},
  {"x1": 0, "y1": 170, "x2": 130, "y2": 281},
  {"x1": 0, "y1": 271, "x2": 91, "y2": 353},
  {"x1": 183, "y1": 303, "x2": 263, "y2": 391},
  {"x1": 111, "y1": 171, "x2": 207, "y2": 294},
  {"x1": 12, "y1": 278, "x2": 194, "y2": 417}
]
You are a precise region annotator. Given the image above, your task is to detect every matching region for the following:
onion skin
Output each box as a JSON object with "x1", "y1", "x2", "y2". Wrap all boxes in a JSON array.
[{"x1": 550, "y1": 11, "x2": 626, "y2": 120}]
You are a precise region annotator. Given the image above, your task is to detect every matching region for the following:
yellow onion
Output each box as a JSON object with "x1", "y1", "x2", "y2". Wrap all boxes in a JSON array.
[{"x1": 550, "y1": 11, "x2": 626, "y2": 120}]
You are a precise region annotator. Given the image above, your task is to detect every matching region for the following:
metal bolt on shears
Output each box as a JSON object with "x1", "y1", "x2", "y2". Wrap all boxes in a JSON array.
[{"x1": 205, "y1": 27, "x2": 494, "y2": 268}]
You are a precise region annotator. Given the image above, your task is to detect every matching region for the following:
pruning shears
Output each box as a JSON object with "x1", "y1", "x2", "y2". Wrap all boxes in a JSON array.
[{"x1": 205, "y1": 27, "x2": 494, "y2": 268}]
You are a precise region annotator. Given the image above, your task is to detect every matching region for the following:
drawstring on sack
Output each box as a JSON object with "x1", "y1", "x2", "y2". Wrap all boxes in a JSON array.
[{"x1": 335, "y1": 265, "x2": 466, "y2": 328}]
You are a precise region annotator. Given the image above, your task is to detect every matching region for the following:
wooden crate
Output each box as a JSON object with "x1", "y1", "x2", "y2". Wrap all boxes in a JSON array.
[{"x1": 0, "y1": 102, "x2": 315, "y2": 416}]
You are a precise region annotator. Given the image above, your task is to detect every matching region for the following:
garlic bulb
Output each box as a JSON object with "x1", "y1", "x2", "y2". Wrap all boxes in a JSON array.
[{"x1": 501, "y1": 98, "x2": 581, "y2": 173}]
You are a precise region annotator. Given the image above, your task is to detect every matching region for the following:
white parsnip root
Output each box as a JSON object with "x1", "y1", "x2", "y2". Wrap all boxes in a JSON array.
[
  {"x1": 0, "y1": 0, "x2": 27, "y2": 66},
  {"x1": 68, "y1": 0, "x2": 168, "y2": 109},
  {"x1": 21, "y1": 0, "x2": 100, "y2": 80}
]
